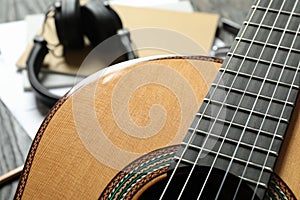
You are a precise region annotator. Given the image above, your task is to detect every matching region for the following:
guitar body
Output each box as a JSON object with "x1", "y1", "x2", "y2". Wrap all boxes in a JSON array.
[{"x1": 15, "y1": 56, "x2": 298, "y2": 199}]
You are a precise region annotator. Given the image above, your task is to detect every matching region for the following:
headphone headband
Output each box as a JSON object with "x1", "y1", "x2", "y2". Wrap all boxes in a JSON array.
[{"x1": 27, "y1": 36, "x2": 61, "y2": 106}]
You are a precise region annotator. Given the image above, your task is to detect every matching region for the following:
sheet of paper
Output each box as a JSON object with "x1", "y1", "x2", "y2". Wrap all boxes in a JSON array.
[{"x1": 0, "y1": 21, "x2": 48, "y2": 138}]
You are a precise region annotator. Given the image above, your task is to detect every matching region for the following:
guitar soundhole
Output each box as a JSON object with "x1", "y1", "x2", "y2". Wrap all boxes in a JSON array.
[{"x1": 139, "y1": 166, "x2": 259, "y2": 200}]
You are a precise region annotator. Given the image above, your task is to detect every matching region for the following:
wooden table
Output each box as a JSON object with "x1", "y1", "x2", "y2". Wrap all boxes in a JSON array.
[{"x1": 0, "y1": 100, "x2": 31, "y2": 200}]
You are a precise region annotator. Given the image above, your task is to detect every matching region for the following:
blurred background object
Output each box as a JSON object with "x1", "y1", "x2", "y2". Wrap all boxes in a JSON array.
[
  {"x1": 1, "y1": 0, "x2": 253, "y2": 23},
  {"x1": 0, "y1": 0, "x2": 55, "y2": 23},
  {"x1": 190, "y1": 0, "x2": 253, "y2": 24}
]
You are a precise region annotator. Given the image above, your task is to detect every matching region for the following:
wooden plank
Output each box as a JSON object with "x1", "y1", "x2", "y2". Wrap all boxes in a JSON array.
[{"x1": 0, "y1": 99, "x2": 31, "y2": 200}]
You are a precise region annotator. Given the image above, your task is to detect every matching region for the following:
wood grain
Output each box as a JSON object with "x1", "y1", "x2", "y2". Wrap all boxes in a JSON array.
[
  {"x1": 0, "y1": 99, "x2": 31, "y2": 200},
  {"x1": 17, "y1": 56, "x2": 221, "y2": 199}
]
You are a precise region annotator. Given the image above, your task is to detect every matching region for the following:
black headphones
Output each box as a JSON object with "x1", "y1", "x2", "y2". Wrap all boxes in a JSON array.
[{"x1": 27, "y1": 0, "x2": 136, "y2": 107}]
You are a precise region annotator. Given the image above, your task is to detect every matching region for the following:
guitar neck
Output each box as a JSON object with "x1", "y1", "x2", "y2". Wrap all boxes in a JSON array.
[{"x1": 176, "y1": 0, "x2": 300, "y2": 199}]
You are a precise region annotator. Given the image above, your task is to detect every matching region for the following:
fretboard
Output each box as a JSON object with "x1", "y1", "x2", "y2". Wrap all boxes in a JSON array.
[{"x1": 176, "y1": 0, "x2": 300, "y2": 199}]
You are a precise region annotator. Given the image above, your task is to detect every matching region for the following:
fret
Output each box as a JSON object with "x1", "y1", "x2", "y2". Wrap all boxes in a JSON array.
[
  {"x1": 273, "y1": 84, "x2": 299, "y2": 103},
  {"x1": 240, "y1": 24, "x2": 300, "y2": 52},
  {"x1": 186, "y1": 128, "x2": 278, "y2": 157},
  {"x1": 176, "y1": 143, "x2": 275, "y2": 174},
  {"x1": 189, "y1": 116, "x2": 283, "y2": 153},
  {"x1": 227, "y1": 52, "x2": 299, "y2": 74},
  {"x1": 175, "y1": 142, "x2": 274, "y2": 187},
  {"x1": 174, "y1": 155, "x2": 272, "y2": 192},
  {"x1": 255, "y1": 6, "x2": 300, "y2": 17},
  {"x1": 202, "y1": 98, "x2": 290, "y2": 123},
  {"x1": 190, "y1": 113, "x2": 284, "y2": 141},
  {"x1": 232, "y1": 40, "x2": 299, "y2": 66},
  {"x1": 220, "y1": 67, "x2": 299, "y2": 90},
  {"x1": 191, "y1": 119, "x2": 282, "y2": 156},
  {"x1": 271, "y1": 0, "x2": 296, "y2": 12},
  {"x1": 189, "y1": 118, "x2": 283, "y2": 153},
  {"x1": 209, "y1": 82, "x2": 296, "y2": 106},
  {"x1": 256, "y1": 0, "x2": 300, "y2": 13},
  {"x1": 235, "y1": 36, "x2": 300, "y2": 53},
  {"x1": 234, "y1": 41, "x2": 266, "y2": 61},
  {"x1": 224, "y1": 56, "x2": 300, "y2": 86},
  {"x1": 195, "y1": 105, "x2": 288, "y2": 137},
  {"x1": 173, "y1": 156, "x2": 270, "y2": 181},
  {"x1": 244, "y1": 21, "x2": 298, "y2": 36},
  {"x1": 207, "y1": 86, "x2": 295, "y2": 120},
  {"x1": 238, "y1": 177, "x2": 267, "y2": 189},
  {"x1": 250, "y1": 9, "x2": 288, "y2": 30},
  {"x1": 175, "y1": 144, "x2": 274, "y2": 173},
  {"x1": 249, "y1": 3, "x2": 300, "y2": 31},
  {"x1": 241, "y1": 166, "x2": 271, "y2": 190},
  {"x1": 212, "y1": 73, "x2": 299, "y2": 104}
]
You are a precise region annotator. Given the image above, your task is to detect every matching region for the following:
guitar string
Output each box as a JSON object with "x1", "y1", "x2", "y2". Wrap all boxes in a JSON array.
[
  {"x1": 215, "y1": 0, "x2": 298, "y2": 199},
  {"x1": 250, "y1": 29, "x2": 300, "y2": 200},
  {"x1": 177, "y1": 0, "x2": 276, "y2": 199},
  {"x1": 158, "y1": 0, "x2": 263, "y2": 199},
  {"x1": 250, "y1": 14, "x2": 300, "y2": 200},
  {"x1": 225, "y1": 1, "x2": 297, "y2": 198},
  {"x1": 199, "y1": 0, "x2": 292, "y2": 198},
  {"x1": 159, "y1": 0, "x2": 298, "y2": 198},
  {"x1": 177, "y1": 0, "x2": 296, "y2": 198},
  {"x1": 203, "y1": 1, "x2": 300, "y2": 198},
  {"x1": 242, "y1": 5, "x2": 300, "y2": 200}
]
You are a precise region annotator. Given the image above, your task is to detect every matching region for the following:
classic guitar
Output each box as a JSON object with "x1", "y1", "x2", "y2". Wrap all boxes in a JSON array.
[{"x1": 15, "y1": 0, "x2": 299, "y2": 199}]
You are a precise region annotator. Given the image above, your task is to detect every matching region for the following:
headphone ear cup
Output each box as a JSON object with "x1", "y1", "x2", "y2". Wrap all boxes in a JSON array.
[
  {"x1": 81, "y1": 0, "x2": 123, "y2": 47},
  {"x1": 54, "y1": 0, "x2": 83, "y2": 49}
]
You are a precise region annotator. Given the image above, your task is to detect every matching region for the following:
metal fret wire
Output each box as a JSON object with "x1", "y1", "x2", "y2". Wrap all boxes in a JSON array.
[
  {"x1": 236, "y1": 36, "x2": 300, "y2": 54},
  {"x1": 202, "y1": 0, "x2": 292, "y2": 198},
  {"x1": 256, "y1": 5, "x2": 300, "y2": 17},
  {"x1": 192, "y1": 113, "x2": 284, "y2": 141},
  {"x1": 220, "y1": 67, "x2": 299, "y2": 90},
  {"x1": 246, "y1": 21, "x2": 298, "y2": 35},
  {"x1": 198, "y1": 100, "x2": 288, "y2": 125},
  {"x1": 250, "y1": 16, "x2": 300, "y2": 200},
  {"x1": 159, "y1": 0, "x2": 264, "y2": 199},
  {"x1": 210, "y1": 82, "x2": 295, "y2": 106},
  {"x1": 217, "y1": 1, "x2": 299, "y2": 199}
]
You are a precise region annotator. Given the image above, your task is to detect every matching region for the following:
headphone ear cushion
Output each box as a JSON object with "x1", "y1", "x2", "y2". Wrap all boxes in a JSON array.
[
  {"x1": 54, "y1": 0, "x2": 83, "y2": 49},
  {"x1": 81, "y1": 0, "x2": 123, "y2": 47}
]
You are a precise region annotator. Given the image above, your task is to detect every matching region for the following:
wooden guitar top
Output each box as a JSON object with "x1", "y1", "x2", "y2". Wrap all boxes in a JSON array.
[{"x1": 14, "y1": 56, "x2": 299, "y2": 199}]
